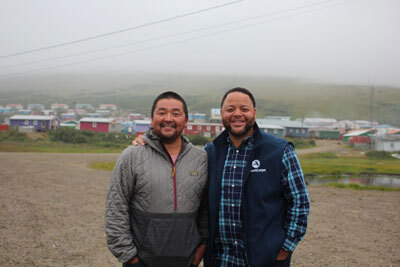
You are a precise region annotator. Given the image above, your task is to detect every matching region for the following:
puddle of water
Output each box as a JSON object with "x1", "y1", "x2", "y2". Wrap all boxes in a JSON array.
[{"x1": 306, "y1": 174, "x2": 400, "y2": 188}]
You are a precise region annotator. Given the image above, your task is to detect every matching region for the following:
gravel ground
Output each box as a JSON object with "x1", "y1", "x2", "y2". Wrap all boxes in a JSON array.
[{"x1": 0, "y1": 152, "x2": 399, "y2": 267}]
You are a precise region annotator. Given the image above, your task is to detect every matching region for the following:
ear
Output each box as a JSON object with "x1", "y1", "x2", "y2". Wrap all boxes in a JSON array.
[
  {"x1": 184, "y1": 116, "x2": 188, "y2": 127},
  {"x1": 254, "y1": 107, "x2": 257, "y2": 118}
]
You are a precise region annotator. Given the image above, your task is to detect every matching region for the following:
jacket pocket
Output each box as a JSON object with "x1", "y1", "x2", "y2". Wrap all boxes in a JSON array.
[{"x1": 140, "y1": 213, "x2": 200, "y2": 265}]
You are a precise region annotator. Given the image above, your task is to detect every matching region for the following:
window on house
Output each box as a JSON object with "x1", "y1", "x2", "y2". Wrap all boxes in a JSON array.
[
  {"x1": 206, "y1": 126, "x2": 211, "y2": 130},
  {"x1": 302, "y1": 129, "x2": 306, "y2": 134},
  {"x1": 296, "y1": 129, "x2": 299, "y2": 133},
  {"x1": 187, "y1": 125, "x2": 192, "y2": 130},
  {"x1": 24, "y1": 120, "x2": 29, "y2": 125},
  {"x1": 289, "y1": 129, "x2": 293, "y2": 133},
  {"x1": 216, "y1": 126, "x2": 220, "y2": 131},
  {"x1": 274, "y1": 129, "x2": 278, "y2": 134},
  {"x1": 197, "y1": 125, "x2": 202, "y2": 130},
  {"x1": 33, "y1": 120, "x2": 38, "y2": 126},
  {"x1": 93, "y1": 122, "x2": 97, "y2": 128}
]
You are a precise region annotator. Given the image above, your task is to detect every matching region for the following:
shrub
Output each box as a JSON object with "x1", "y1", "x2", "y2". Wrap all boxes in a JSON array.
[
  {"x1": 366, "y1": 151, "x2": 395, "y2": 160},
  {"x1": 186, "y1": 135, "x2": 212, "y2": 146},
  {"x1": 0, "y1": 130, "x2": 28, "y2": 142}
]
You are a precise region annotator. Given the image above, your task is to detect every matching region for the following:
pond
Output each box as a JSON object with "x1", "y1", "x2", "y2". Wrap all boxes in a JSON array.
[{"x1": 306, "y1": 174, "x2": 400, "y2": 188}]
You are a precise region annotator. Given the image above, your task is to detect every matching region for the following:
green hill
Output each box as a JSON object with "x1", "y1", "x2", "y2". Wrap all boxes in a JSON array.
[{"x1": 1, "y1": 73, "x2": 399, "y2": 126}]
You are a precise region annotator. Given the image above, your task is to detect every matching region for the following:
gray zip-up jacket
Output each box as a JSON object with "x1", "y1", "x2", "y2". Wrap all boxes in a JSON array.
[{"x1": 105, "y1": 130, "x2": 208, "y2": 267}]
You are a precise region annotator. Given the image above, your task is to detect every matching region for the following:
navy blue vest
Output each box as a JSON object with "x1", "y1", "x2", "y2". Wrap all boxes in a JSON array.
[{"x1": 205, "y1": 124, "x2": 290, "y2": 266}]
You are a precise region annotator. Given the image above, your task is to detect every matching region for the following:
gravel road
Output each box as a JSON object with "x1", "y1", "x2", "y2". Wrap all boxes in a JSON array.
[{"x1": 0, "y1": 152, "x2": 399, "y2": 266}]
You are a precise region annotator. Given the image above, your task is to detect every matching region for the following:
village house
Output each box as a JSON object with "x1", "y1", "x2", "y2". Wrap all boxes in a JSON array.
[
  {"x1": 308, "y1": 127, "x2": 341, "y2": 140},
  {"x1": 9, "y1": 115, "x2": 60, "y2": 132},
  {"x1": 374, "y1": 129, "x2": 400, "y2": 152},
  {"x1": 79, "y1": 118, "x2": 121, "y2": 133},
  {"x1": 5, "y1": 104, "x2": 23, "y2": 111},
  {"x1": 256, "y1": 118, "x2": 309, "y2": 138},
  {"x1": 99, "y1": 104, "x2": 117, "y2": 111},
  {"x1": 257, "y1": 123, "x2": 285, "y2": 138},
  {"x1": 51, "y1": 104, "x2": 69, "y2": 111},
  {"x1": 133, "y1": 120, "x2": 151, "y2": 136},
  {"x1": 184, "y1": 122, "x2": 224, "y2": 138}
]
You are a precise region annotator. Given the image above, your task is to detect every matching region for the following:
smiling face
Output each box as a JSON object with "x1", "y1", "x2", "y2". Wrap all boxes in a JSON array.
[
  {"x1": 221, "y1": 92, "x2": 257, "y2": 142},
  {"x1": 151, "y1": 98, "x2": 188, "y2": 144}
]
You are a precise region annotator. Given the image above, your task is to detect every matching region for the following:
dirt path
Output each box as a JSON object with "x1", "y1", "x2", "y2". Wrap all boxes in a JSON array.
[
  {"x1": 296, "y1": 140, "x2": 356, "y2": 156},
  {"x1": 1, "y1": 152, "x2": 399, "y2": 266}
]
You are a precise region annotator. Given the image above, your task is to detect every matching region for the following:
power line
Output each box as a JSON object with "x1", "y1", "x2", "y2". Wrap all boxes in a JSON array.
[
  {"x1": 0, "y1": 0, "x2": 243, "y2": 59},
  {"x1": 1, "y1": 0, "x2": 340, "y2": 70},
  {"x1": 0, "y1": 0, "x2": 349, "y2": 79}
]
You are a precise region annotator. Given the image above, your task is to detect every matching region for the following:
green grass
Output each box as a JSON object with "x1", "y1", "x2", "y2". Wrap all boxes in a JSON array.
[
  {"x1": 89, "y1": 162, "x2": 116, "y2": 171},
  {"x1": 299, "y1": 153, "x2": 400, "y2": 176},
  {"x1": 0, "y1": 141, "x2": 124, "y2": 153},
  {"x1": 325, "y1": 182, "x2": 400, "y2": 192}
]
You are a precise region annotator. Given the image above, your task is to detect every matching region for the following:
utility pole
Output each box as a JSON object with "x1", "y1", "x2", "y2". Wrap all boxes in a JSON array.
[{"x1": 370, "y1": 86, "x2": 374, "y2": 128}]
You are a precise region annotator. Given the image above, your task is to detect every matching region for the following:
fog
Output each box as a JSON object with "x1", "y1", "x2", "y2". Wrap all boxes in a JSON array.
[{"x1": 0, "y1": 0, "x2": 399, "y2": 87}]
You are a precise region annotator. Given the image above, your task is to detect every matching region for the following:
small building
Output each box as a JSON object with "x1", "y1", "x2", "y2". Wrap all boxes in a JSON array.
[
  {"x1": 60, "y1": 120, "x2": 79, "y2": 129},
  {"x1": 209, "y1": 108, "x2": 222, "y2": 123},
  {"x1": 193, "y1": 113, "x2": 206, "y2": 123},
  {"x1": 51, "y1": 103, "x2": 69, "y2": 111},
  {"x1": 86, "y1": 113, "x2": 100, "y2": 118},
  {"x1": 133, "y1": 120, "x2": 151, "y2": 136},
  {"x1": 18, "y1": 109, "x2": 32, "y2": 115},
  {"x1": 256, "y1": 118, "x2": 309, "y2": 138},
  {"x1": 6, "y1": 104, "x2": 23, "y2": 111},
  {"x1": 79, "y1": 118, "x2": 117, "y2": 133},
  {"x1": 184, "y1": 122, "x2": 224, "y2": 137},
  {"x1": 257, "y1": 124, "x2": 285, "y2": 138},
  {"x1": 99, "y1": 104, "x2": 117, "y2": 111},
  {"x1": 9, "y1": 115, "x2": 60, "y2": 132},
  {"x1": 0, "y1": 124, "x2": 9, "y2": 131},
  {"x1": 309, "y1": 127, "x2": 341, "y2": 139},
  {"x1": 61, "y1": 113, "x2": 77, "y2": 121},
  {"x1": 375, "y1": 135, "x2": 400, "y2": 152},
  {"x1": 0, "y1": 106, "x2": 13, "y2": 113},
  {"x1": 27, "y1": 104, "x2": 45, "y2": 111},
  {"x1": 95, "y1": 109, "x2": 111, "y2": 117},
  {"x1": 343, "y1": 129, "x2": 376, "y2": 143},
  {"x1": 129, "y1": 113, "x2": 144, "y2": 120}
]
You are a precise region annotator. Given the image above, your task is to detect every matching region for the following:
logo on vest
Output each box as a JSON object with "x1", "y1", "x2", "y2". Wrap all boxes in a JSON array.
[
  {"x1": 252, "y1": 160, "x2": 260, "y2": 168},
  {"x1": 251, "y1": 159, "x2": 266, "y2": 173}
]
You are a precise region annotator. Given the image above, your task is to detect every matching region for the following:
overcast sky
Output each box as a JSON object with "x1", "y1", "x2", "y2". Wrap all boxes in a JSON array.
[{"x1": 0, "y1": 0, "x2": 399, "y2": 86}]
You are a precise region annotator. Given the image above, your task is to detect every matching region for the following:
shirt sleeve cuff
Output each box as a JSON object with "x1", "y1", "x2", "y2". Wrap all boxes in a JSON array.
[{"x1": 282, "y1": 237, "x2": 299, "y2": 252}]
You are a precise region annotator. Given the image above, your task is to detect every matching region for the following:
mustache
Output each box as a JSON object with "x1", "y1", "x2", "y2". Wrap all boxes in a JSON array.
[{"x1": 160, "y1": 122, "x2": 177, "y2": 128}]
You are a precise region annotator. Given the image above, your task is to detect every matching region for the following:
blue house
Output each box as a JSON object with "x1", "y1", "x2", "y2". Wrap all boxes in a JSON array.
[{"x1": 9, "y1": 115, "x2": 60, "y2": 132}]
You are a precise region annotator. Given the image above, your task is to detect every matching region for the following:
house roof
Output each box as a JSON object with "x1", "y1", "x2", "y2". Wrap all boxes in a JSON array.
[
  {"x1": 256, "y1": 119, "x2": 309, "y2": 129},
  {"x1": 80, "y1": 118, "x2": 114, "y2": 123},
  {"x1": 343, "y1": 129, "x2": 375, "y2": 137},
  {"x1": 257, "y1": 124, "x2": 285, "y2": 130},
  {"x1": 9, "y1": 115, "x2": 57, "y2": 120}
]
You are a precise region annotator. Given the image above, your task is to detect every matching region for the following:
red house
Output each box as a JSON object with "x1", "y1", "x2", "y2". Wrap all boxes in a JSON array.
[
  {"x1": 184, "y1": 122, "x2": 224, "y2": 137},
  {"x1": 79, "y1": 118, "x2": 115, "y2": 133}
]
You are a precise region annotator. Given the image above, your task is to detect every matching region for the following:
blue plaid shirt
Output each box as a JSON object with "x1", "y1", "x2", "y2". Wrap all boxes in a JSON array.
[{"x1": 212, "y1": 135, "x2": 309, "y2": 266}]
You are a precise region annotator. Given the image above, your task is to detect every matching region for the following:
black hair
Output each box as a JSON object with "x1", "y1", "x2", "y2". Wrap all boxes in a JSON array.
[
  {"x1": 151, "y1": 91, "x2": 188, "y2": 118},
  {"x1": 220, "y1": 87, "x2": 256, "y2": 108}
]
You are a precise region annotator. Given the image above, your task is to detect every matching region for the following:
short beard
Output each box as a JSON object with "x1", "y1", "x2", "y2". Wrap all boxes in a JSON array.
[
  {"x1": 223, "y1": 120, "x2": 254, "y2": 138},
  {"x1": 159, "y1": 133, "x2": 181, "y2": 144}
]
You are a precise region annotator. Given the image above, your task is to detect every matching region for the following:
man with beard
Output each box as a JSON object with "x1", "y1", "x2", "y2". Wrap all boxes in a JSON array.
[
  {"x1": 106, "y1": 91, "x2": 208, "y2": 267},
  {"x1": 203, "y1": 87, "x2": 310, "y2": 267}
]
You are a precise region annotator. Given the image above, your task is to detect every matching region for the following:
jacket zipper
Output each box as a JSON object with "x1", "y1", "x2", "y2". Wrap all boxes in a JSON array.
[{"x1": 172, "y1": 162, "x2": 177, "y2": 211}]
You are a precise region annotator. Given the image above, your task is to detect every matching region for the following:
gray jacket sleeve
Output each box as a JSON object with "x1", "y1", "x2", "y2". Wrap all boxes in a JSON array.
[
  {"x1": 105, "y1": 148, "x2": 137, "y2": 263},
  {"x1": 196, "y1": 157, "x2": 209, "y2": 243}
]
